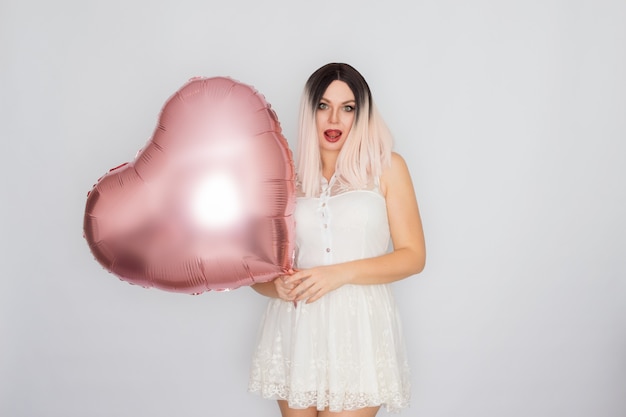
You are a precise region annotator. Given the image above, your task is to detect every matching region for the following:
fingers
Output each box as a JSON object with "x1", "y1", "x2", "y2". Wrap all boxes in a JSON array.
[
  {"x1": 282, "y1": 267, "x2": 340, "y2": 303},
  {"x1": 306, "y1": 290, "x2": 323, "y2": 304},
  {"x1": 273, "y1": 276, "x2": 297, "y2": 302},
  {"x1": 285, "y1": 268, "x2": 324, "y2": 302},
  {"x1": 291, "y1": 278, "x2": 323, "y2": 303},
  {"x1": 274, "y1": 272, "x2": 311, "y2": 302},
  {"x1": 284, "y1": 270, "x2": 309, "y2": 285}
]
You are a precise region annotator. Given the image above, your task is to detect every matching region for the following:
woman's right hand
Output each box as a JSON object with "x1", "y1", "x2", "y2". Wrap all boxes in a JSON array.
[
  {"x1": 273, "y1": 271, "x2": 300, "y2": 302},
  {"x1": 251, "y1": 270, "x2": 301, "y2": 301}
]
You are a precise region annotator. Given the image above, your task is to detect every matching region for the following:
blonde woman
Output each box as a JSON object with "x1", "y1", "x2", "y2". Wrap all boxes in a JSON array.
[{"x1": 249, "y1": 63, "x2": 426, "y2": 417}]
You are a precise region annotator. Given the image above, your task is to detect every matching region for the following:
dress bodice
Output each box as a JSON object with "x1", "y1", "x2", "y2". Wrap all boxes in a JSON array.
[{"x1": 294, "y1": 175, "x2": 391, "y2": 269}]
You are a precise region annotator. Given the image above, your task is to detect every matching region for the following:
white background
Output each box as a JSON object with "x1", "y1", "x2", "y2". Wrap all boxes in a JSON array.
[{"x1": 1, "y1": 1, "x2": 625, "y2": 416}]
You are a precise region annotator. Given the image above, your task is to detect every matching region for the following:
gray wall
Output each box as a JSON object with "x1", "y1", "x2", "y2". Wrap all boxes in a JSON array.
[{"x1": 1, "y1": 0, "x2": 625, "y2": 416}]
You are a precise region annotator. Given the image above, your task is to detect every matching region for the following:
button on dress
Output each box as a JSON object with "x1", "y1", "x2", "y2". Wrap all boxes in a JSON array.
[{"x1": 249, "y1": 175, "x2": 410, "y2": 412}]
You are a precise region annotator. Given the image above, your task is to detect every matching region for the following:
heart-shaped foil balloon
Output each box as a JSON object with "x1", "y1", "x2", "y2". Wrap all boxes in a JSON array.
[{"x1": 84, "y1": 77, "x2": 295, "y2": 294}]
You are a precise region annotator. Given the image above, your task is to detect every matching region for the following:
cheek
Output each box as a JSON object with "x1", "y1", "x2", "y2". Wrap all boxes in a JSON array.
[{"x1": 344, "y1": 114, "x2": 355, "y2": 130}]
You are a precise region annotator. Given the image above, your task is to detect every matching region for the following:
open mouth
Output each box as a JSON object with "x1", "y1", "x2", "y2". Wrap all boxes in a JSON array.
[{"x1": 324, "y1": 129, "x2": 342, "y2": 143}]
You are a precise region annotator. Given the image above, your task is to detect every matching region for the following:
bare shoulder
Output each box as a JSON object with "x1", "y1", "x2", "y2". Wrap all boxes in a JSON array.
[{"x1": 380, "y1": 152, "x2": 413, "y2": 196}]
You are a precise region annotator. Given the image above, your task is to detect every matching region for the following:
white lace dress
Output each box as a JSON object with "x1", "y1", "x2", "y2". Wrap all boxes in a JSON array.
[{"x1": 248, "y1": 175, "x2": 410, "y2": 412}]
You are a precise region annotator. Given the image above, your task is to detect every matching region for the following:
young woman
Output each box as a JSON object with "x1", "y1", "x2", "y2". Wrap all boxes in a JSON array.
[{"x1": 249, "y1": 63, "x2": 426, "y2": 417}]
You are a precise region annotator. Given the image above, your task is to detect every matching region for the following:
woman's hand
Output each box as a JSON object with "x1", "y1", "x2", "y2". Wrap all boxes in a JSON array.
[
  {"x1": 273, "y1": 273, "x2": 299, "y2": 302},
  {"x1": 284, "y1": 265, "x2": 350, "y2": 304},
  {"x1": 251, "y1": 269, "x2": 302, "y2": 302}
]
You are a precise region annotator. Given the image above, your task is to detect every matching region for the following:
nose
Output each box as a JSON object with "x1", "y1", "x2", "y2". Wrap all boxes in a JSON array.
[{"x1": 329, "y1": 108, "x2": 339, "y2": 123}]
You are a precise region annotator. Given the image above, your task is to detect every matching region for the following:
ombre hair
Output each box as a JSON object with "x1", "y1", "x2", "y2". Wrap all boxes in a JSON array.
[{"x1": 296, "y1": 63, "x2": 393, "y2": 197}]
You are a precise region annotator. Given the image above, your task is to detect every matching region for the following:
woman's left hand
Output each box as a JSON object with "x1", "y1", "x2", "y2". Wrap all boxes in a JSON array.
[{"x1": 284, "y1": 265, "x2": 350, "y2": 304}]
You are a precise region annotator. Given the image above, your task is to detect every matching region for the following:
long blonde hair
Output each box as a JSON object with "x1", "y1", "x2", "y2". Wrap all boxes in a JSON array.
[{"x1": 295, "y1": 63, "x2": 393, "y2": 197}]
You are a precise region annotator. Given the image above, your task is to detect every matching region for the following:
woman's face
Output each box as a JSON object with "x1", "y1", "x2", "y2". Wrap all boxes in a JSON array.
[{"x1": 315, "y1": 80, "x2": 356, "y2": 154}]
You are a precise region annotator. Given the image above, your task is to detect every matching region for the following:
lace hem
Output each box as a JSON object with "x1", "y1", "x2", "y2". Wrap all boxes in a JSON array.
[{"x1": 248, "y1": 380, "x2": 410, "y2": 413}]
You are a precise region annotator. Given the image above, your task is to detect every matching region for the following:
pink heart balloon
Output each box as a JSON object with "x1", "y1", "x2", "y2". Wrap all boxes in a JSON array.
[{"x1": 84, "y1": 77, "x2": 295, "y2": 294}]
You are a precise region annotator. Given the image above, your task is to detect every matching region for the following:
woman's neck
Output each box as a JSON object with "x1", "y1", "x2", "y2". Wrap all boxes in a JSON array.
[{"x1": 320, "y1": 151, "x2": 338, "y2": 182}]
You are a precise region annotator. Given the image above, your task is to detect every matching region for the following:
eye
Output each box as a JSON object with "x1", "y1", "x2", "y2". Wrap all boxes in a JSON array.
[
  {"x1": 318, "y1": 102, "x2": 329, "y2": 110},
  {"x1": 343, "y1": 105, "x2": 355, "y2": 112}
]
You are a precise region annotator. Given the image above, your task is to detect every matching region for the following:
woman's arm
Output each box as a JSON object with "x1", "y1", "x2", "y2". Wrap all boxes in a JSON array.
[
  {"x1": 250, "y1": 280, "x2": 280, "y2": 298},
  {"x1": 285, "y1": 152, "x2": 426, "y2": 303}
]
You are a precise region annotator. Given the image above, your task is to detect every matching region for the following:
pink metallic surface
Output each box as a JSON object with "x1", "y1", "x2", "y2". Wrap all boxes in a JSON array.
[{"x1": 84, "y1": 77, "x2": 295, "y2": 294}]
